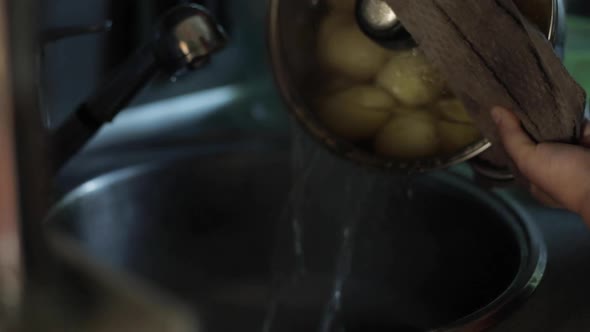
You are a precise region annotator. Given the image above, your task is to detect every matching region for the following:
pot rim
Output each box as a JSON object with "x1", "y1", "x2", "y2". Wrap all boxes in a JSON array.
[{"x1": 428, "y1": 172, "x2": 547, "y2": 331}]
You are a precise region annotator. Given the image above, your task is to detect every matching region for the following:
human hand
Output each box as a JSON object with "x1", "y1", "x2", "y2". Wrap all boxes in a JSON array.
[{"x1": 491, "y1": 106, "x2": 590, "y2": 224}]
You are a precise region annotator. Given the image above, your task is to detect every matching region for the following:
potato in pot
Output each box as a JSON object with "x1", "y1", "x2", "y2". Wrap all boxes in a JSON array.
[
  {"x1": 436, "y1": 98, "x2": 474, "y2": 124},
  {"x1": 318, "y1": 12, "x2": 353, "y2": 42},
  {"x1": 375, "y1": 112, "x2": 439, "y2": 159},
  {"x1": 376, "y1": 50, "x2": 445, "y2": 107},
  {"x1": 311, "y1": 6, "x2": 484, "y2": 161},
  {"x1": 317, "y1": 15, "x2": 388, "y2": 81},
  {"x1": 316, "y1": 85, "x2": 396, "y2": 140},
  {"x1": 437, "y1": 121, "x2": 481, "y2": 154},
  {"x1": 327, "y1": 0, "x2": 356, "y2": 13},
  {"x1": 319, "y1": 76, "x2": 357, "y2": 95}
]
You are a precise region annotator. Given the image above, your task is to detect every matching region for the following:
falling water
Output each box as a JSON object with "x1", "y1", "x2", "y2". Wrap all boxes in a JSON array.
[
  {"x1": 264, "y1": 124, "x2": 415, "y2": 332},
  {"x1": 317, "y1": 158, "x2": 380, "y2": 332},
  {"x1": 262, "y1": 127, "x2": 320, "y2": 332}
]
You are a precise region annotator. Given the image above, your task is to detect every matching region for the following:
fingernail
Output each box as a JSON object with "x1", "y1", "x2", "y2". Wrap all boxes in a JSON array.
[{"x1": 491, "y1": 107, "x2": 504, "y2": 125}]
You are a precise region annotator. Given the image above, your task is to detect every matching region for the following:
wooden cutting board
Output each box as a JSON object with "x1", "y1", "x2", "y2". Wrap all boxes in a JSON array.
[{"x1": 384, "y1": 0, "x2": 587, "y2": 169}]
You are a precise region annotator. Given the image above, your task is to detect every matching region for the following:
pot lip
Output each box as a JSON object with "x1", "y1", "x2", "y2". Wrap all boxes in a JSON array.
[
  {"x1": 548, "y1": 0, "x2": 564, "y2": 44},
  {"x1": 427, "y1": 172, "x2": 547, "y2": 331},
  {"x1": 267, "y1": 0, "x2": 560, "y2": 175}
]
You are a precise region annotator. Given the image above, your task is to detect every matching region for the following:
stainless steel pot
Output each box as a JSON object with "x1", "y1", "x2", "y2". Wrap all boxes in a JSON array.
[{"x1": 268, "y1": 0, "x2": 566, "y2": 174}]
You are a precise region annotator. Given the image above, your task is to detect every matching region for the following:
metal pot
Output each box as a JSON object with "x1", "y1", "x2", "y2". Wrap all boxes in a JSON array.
[{"x1": 268, "y1": 0, "x2": 566, "y2": 174}]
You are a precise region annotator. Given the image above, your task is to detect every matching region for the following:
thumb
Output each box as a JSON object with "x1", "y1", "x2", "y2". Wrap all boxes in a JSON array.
[
  {"x1": 491, "y1": 106, "x2": 537, "y2": 175},
  {"x1": 491, "y1": 106, "x2": 590, "y2": 222}
]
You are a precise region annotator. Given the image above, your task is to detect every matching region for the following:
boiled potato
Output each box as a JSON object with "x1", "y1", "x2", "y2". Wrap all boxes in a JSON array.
[
  {"x1": 317, "y1": 85, "x2": 395, "y2": 140},
  {"x1": 376, "y1": 49, "x2": 445, "y2": 106},
  {"x1": 318, "y1": 12, "x2": 353, "y2": 42},
  {"x1": 321, "y1": 76, "x2": 357, "y2": 94},
  {"x1": 317, "y1": 19, "x2": 388, "y2": 80},
  {"x1": 375, "y1": 113, "x2": 439, "y2": 159},
  {"x1": 390, "y1": 106, "x2": 429, "y2": 116},
  {"x1": 325, "y1": 85, "x2": 396, "y2": 109},
  {"x1": 327, "y1": 0, "x2": 356, "y2": 12},
  {"x1": 436, "y1": 99, "x2": 474, "y2": 124},
  {"x1": 437, "y1": 121, "x2": 481, "y2": 153}
]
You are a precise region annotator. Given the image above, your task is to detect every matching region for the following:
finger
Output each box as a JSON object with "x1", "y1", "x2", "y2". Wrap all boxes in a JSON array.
[
  {"x1": 491, "y1": 107, "x2": 538, "y2": 175},
  {"x1": 581, "y1": 121, "x2": 590, "y2": 147},
  {"x1": 491, "y1": 107, "x2": 590, "y2": 219},
  {"x1": 530, "y1": 184, "x2": 563, "y2": 209}
]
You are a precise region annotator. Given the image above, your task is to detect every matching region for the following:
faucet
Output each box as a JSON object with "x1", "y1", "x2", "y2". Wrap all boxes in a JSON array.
[
  {"x1": 51, "y1": 4, "x2": 227, "y2": 171},
  {"x1": 0, "y1": 2, "x2": 226, "y2": 328}
]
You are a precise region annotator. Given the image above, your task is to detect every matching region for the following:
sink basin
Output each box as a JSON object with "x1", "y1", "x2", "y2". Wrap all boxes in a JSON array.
[{"x1": 46, "y1": 146, "x2": 545, "y2": 332}]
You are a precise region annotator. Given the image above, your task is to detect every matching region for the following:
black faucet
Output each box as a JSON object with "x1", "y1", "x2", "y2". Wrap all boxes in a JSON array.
[{"x1": 50, "y1": 4, "x2": 227, "y2": 171}]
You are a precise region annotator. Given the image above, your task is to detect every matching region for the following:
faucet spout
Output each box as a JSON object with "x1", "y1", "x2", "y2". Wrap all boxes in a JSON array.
[{"x1": 50, "y1": 4, "x2": 227, "y2": 171}]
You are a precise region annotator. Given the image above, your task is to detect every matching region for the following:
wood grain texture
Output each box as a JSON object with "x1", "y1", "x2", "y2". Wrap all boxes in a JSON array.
[{"x1": 385, "y1": 0, "x2": 586, "y2": 168}]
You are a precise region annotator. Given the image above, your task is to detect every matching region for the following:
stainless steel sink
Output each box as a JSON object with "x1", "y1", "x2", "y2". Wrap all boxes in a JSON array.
[{"x1": 46, "y1": 142, "x2": 546, "y2": 332}]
